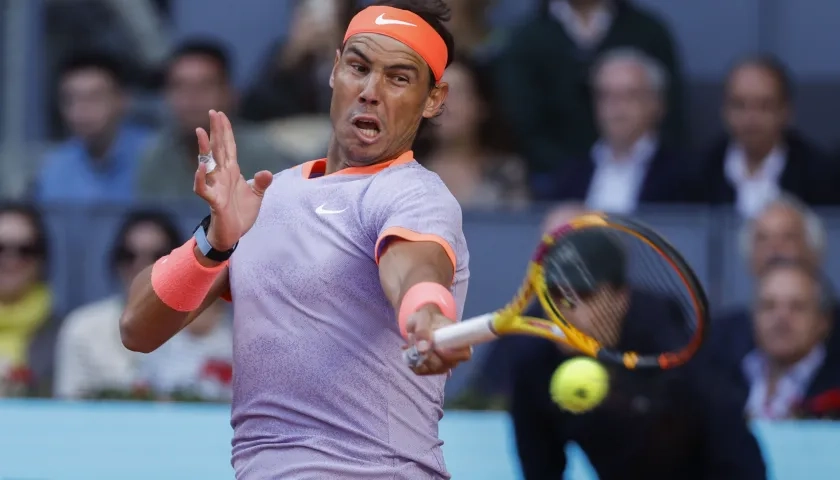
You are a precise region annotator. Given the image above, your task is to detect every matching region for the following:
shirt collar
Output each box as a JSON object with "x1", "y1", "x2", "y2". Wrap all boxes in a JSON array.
[
  {"x1": 550, "y1": 0, "x2": 614, "y2": 48},
  {"x1": 591, "y1": 135, "x2": 658, "y2": 168},
  {"x1": 742, "y1": 343, "x2": 826, "y2": 386},
  {"x1": 724, "y1": 143, "x2": 787, "y2": 184}
]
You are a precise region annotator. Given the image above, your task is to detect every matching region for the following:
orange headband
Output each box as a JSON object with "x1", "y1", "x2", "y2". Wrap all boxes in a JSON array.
[{"x1": 343, "y1": 6, "x2": 448, "y2": 82}]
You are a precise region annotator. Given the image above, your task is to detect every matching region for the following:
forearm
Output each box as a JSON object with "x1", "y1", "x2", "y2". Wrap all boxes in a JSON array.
[
  {"x1": 119, "y1": 244, "x2": 228, "y2": 353},
  {"x1": 379, "y1": 240, "x2": 453, "y2": 312}
]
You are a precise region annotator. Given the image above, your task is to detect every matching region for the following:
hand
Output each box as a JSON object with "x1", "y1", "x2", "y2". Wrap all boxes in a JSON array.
[
  {"x1": 194, "y1": 110, "x2": 273, "y2": 251},
  {"x1": 404, "y1": 307, "x2": 472, "y2": 376}
]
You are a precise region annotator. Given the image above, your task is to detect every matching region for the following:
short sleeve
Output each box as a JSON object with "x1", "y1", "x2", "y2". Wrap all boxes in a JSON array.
[{"x1": 373, "y1": 180, "x2": 463, "y2": 275}]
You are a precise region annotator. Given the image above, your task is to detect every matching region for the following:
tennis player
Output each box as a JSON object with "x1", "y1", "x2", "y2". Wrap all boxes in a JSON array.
[{"x1": 119, "y1": 1, "x2": 470, "y2": 478}]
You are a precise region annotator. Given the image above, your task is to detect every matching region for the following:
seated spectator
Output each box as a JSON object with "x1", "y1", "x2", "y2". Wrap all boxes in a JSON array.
[
  {"x1": 0, "y1": 203, "x2": 57, "y2": 396},
  {"x1": 136, "y1": 300, "x2": 233, "y2": 402},
  {"x1": 53, "y1": 209, "x2": 182, "y2": 399},
  {"x1": 420, "y1": 58, "x2": 529, "y2": 208},
  {"x1": 494, "y1": 0, "x2": 685, "y2": 197},
  {"x1": 548, "y1": 48, "x2": 704, "y2": 211},
  {"x1": 33, "y1": 50, "x2": 150, "y2": 203},
  {"x1": 138, "y1": 40, "x2": 296, "y2": 199},
  {"x1": 703, "y1": 55, "x2": 839, "y2": 217},
  {"x1": 240, "y1": 0, "x2": 355, "y2": 122},
  {"x1": 740, "y1": 260, "x2": 840, "y2": 420},
  {"x1": 706, "y1": 195, "x2": 840, "y2": 369}
]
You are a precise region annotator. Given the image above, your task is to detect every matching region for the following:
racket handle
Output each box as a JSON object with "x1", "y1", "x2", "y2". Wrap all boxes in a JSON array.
[{"x1": 403, "y1": 314, "x2": 497, "y2": 368}]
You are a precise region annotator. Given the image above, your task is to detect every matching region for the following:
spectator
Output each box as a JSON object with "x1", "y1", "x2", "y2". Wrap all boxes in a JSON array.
[
  {"x1": 703, "y1": 55, "x2": 839, "y2": 217},
  {"x1": 240, "y1": 0, "x2": 356, "y2": 122},
  {"x1": 548, "y1": 48, "x2": 704, "y2": 211},
  {"x1": 741, "y1": 260, "x2": 840, "y2": 420},
  {"x1": 53, "y1": 209, "x2": 182, "y2": 399},
  {"x1": 706, "y1": 195, "x2": 840, "y2": 370},
  {"x1": 33, "y1": 50, "x2": 150, "y2": 203},
  {"x1": 136, "y1": 300, "x2": 233, "y2": 402},
  {"x1": 494, "y1": 0, "x2": 685, "y2": 198},
  {"x1": 420, "y1": 58, "x2": 529, "y2": 208},
  {"x1": 508, "y1": 228, "x2": 766, "y2": 479},
  {"x1": 0, "y1": 203, "x2": 57, "y2": 396},
  {"x1": 138, "y1": 39, "x2": 296, "y2": 199}
]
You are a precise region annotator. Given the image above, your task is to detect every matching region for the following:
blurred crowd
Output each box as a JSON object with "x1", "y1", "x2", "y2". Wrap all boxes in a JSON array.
[{"x1": 1, "y1": 0, "x2": 840, "y2": 473}]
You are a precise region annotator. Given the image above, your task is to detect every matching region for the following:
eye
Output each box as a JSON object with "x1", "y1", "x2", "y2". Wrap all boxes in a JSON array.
[
  {"x1": 393, "y1": 75, "x2": 409, "y2": 85},
  {"x1": 351, "y1": 63, "x2": 368, "y2": 74}
]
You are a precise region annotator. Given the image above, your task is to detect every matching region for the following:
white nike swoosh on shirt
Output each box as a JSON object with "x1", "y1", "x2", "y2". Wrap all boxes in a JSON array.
[
  {"x1": 374, "y1": 13, "x2": 416, "y2": 27},
  {"x1": 315, "y1": 204, "x2": 348, "y2": 215}
]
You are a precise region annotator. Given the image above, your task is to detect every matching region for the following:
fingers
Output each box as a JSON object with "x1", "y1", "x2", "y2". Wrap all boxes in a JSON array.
[
  {"x1": 193, "y1": 163, "x2": 215, "y2": 203},
  {"x1": 196, "y1": 127, "x2": 210, "y2": 155},
  {"x1": 220, "y1": 111, "x2": 238, "y2": 167},
  {"x1": 251, "y1": 170, "x2": 273, "y2": 196},
  {"x1": 209, "y1": 110, "x2": 228, "y2": 168},
  {"x1": 406, "y1": 310, "x2": 434, "y2": 352}
]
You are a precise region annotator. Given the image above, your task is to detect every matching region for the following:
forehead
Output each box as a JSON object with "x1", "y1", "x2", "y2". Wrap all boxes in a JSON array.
[
  {"x1": 62, "y1": 68, "x2": 116, "y2": 89},
  {"x1": 169, "y1": 55, "x2": 224, "y2": 80},
  {"x1": 596, "y1": 60, "x2": 646, "y2": 85},
  {"x1": 756, "y1": 206, "x2": 802, "y2": 231},
  {"x1": 761, "y1": 269, "x2": 812, "y2": 295},
  {"x1": 728, "y1": 65, "x2": 781, "y2": 95},
  {"x1": 0, "y1": 213, "x2": 35, "y2": 238},
  {"x1": 344, "y1": 34, "x2": 426, "y2": 67}
]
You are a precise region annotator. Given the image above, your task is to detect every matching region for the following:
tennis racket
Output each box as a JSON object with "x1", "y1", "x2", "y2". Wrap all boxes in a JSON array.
[{"x1": 404, "y1": 213, "x2": 708, "y2": 370}]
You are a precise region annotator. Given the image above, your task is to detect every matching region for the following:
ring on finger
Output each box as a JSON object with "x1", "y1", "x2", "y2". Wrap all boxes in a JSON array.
[{"x1": 198, "y1": 152, "x2": 217, "y2": 173}]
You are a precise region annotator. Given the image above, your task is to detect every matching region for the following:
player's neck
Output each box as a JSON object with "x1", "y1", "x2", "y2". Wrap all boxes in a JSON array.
[{"x1": 326, "y1": 137, "x2": 411, "y2": 174}]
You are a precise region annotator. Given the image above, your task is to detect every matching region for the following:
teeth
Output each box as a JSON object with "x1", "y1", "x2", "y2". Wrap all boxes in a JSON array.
[{"x1": 359, "y1": 128, "x2": 378, "y2": 138}]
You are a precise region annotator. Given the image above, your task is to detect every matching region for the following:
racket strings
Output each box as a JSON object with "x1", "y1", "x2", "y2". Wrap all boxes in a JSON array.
[
  {"x1": 611, "y1": 229, "x2": 699, "y2": 348},
  {"x1": 541, "y1": 225, "x2": 700, "y2": 355}
]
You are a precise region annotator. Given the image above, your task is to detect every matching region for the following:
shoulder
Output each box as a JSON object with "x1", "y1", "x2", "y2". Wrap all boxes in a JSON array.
[
  {"x1": 41, "y1": 139, "x2": 83, "y2": 169},
  {"x1": 370, "y1": 161, "x2": 459, "y2": 208}
]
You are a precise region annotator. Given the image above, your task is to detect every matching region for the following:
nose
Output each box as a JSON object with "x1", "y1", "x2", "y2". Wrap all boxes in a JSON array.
[{"x1": 357, "y1": 75, "x2": 382, "y2": 106}]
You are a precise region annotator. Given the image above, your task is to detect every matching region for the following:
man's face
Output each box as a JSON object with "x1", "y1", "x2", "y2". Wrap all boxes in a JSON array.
[
  {"x1": 750, "y1": 205, "x2": 815, "y2": 275},
  {"x1": 329, "y1": 34, "x2": 448, "y2": 165},
  {"x1": 594, "y1": 59, "x2": 662, "y2": 148},
  {"x1": 59, "y1": 68, "x2": 124, "y2": 142},
  {"x1": 723, "y1": 64, "x2": 789, "y2": 153},
  {"x1": 552, "y1": 285, "x2": 629, "y2": 346},
  {"x1": 754, "y1": 268, "x2": 828, "y2": 365},
  {"x1": 166, "y1": 55, "x2": 231, "y2": 133}
]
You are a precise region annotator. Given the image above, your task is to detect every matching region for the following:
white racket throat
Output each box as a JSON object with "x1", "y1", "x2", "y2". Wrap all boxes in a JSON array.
[{"x1": 403, "y1": 314, "x2": 498, "y2": 368}]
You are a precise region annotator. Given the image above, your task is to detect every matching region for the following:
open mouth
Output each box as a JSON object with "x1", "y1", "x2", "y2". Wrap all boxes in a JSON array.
[{"x1": 352, "y1": 116, "x2": 381, "y2": 141}]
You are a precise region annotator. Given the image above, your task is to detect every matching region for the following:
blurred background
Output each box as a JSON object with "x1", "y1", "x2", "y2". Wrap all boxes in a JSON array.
[{"x1": 2, "y1": 0, "x2": 840, "y2": 478}]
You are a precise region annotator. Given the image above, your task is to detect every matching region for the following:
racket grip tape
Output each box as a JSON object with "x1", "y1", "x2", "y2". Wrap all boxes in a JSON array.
[{"x1": 402, "y1": 314, "x2": 497, "y2": 368}]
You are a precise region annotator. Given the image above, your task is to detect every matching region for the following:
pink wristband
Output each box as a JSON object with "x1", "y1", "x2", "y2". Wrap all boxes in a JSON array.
[
  {"x1": 151, "y1": 238, "x2": 227, "y2": 312},
  {"x1": 397, "y1": 282, "x2": 457, "y2": 339}
]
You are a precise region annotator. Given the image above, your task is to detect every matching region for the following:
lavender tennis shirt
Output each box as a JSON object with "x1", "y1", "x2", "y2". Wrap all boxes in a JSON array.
[{"x1": 227, "y1": 151, "x2": 470, "y2": 479}]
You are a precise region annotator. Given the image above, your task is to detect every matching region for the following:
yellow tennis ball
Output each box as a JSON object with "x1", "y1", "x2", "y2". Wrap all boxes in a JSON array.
[{"x1": 549, "y1": 357, "x2": 609, "y2": 414}]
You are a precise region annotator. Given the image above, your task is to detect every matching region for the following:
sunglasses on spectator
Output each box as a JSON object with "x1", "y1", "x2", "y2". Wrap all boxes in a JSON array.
[
  {"x1": 0, "y1": 242, "x2": 43, "y2": 258},
  {"x1": 116, "y1": 247, "x2": 169, "y2": 264}
]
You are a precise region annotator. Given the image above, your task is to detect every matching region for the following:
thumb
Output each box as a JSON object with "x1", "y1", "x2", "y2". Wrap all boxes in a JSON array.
[
  {"x1": 251, "y1": 170, "x2": 273, "y2": 195},
  {"x1": 408, "y1": 311, "x2": 434, "y2": 354}
]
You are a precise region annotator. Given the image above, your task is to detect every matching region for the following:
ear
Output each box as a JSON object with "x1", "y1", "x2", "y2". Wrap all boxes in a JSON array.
[
  {"x1": 422, "y1": 82, "x2": 448, "y2": 119},
  {"x1": 330, "y1": 48, "x2": 340, "y2": 89}
]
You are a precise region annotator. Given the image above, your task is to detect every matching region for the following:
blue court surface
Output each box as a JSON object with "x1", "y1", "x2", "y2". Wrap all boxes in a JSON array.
[{"x1": 0, "y1": 400, "x2": 838, "y2": 479}]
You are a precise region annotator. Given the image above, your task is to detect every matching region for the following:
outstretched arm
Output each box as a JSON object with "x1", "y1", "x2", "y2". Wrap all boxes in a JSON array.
[{"x1": 378, "y1": 239, "x2": 470, "y2": 374}]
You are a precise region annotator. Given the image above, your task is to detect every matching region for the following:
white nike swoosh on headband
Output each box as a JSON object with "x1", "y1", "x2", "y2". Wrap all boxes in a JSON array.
[{"x1": 374, "y1": 13, "x2": 416, "y2": 27}]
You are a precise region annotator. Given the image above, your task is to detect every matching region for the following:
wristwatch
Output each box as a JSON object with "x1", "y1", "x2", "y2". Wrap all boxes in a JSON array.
[{"x1": 193, "y1": 215, "x2": 237, "y2": 262}]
